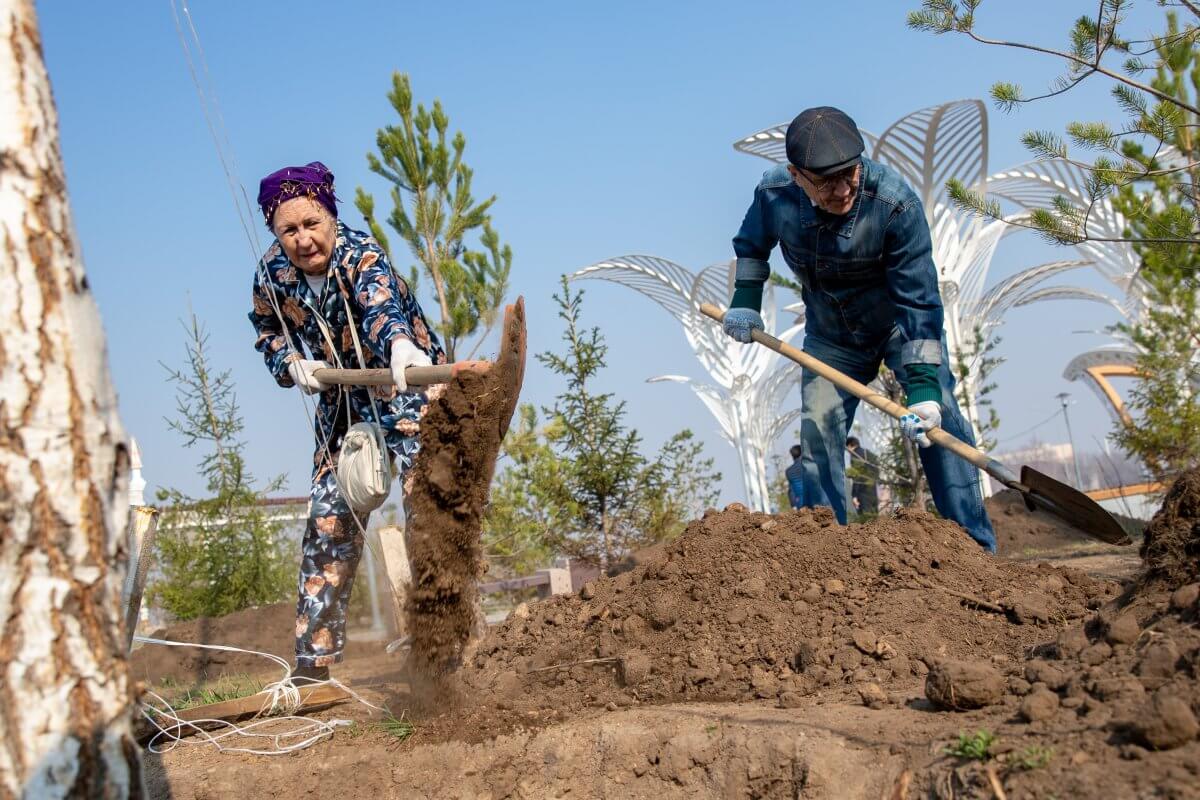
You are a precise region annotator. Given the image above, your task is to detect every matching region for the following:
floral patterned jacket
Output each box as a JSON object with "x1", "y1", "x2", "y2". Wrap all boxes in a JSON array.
[{"x1": 249, "y1": 222, "x2": 446, "y2": 459}]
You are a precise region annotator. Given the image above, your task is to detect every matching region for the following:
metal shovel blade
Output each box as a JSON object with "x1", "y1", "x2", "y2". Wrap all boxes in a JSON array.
[{"x1": 1019, "y1": 466, "x2": 1132, "y2": 545}]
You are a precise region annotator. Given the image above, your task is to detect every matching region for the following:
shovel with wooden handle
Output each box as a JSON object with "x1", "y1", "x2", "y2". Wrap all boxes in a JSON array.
[
  {"x1": 700, "y1": 303, "x2": 1132, "y2": 546},
  {"x1": 313, "y1": 361, "x2": 491, "y2": 388},
  {"x1": 312, "y1": 296, "x2": 528, "y2": 440}
]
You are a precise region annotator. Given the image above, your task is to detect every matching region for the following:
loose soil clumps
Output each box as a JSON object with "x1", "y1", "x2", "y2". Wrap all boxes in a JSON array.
[
  {"x1": 971, "y1": 468, "x2": 1200, "y2": 799},
  {"x1": 461, "y1": 505, "x2": 1115, "y2": 716},
  {"x1": 404, "y1": 300, "x2": 525, "y2": 684},
  {"x1": 1137, "y1": 466, "x2": 1200, "y2": 591}
]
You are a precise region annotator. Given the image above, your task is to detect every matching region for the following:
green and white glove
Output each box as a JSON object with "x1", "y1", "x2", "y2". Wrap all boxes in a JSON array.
[
  {"x1": 899, "y1": 362, "x2": 942, "y2": 448},
  {"x1": 723, "y1": 258, "x2": 769, "y2": 344},
  {"x1": 899, "y1": 400, "x2": 941, "y2": 448}
]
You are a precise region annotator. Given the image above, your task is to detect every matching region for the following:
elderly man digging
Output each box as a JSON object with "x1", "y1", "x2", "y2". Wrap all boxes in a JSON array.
[
  {"x1": 722, "y1": 107, "x2": 996, "y2": 552},
  {"x1": 249, "y1": 162, "x2": 445, "y2": 682}
]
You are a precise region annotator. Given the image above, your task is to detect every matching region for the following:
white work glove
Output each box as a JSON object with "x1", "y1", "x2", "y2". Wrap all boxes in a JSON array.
[
  {"x1": 722, "y1": 308, "x2": 765, "y2": 343},
  {"x1": 390, "y1": 337, "x2": 433, "y2": 393},
  {"x1": 287, "y1": 359, "x2": 331, "y2": 395},
  {"x1": 899, "y1": 400, "x2": 942, "y2": 448}
]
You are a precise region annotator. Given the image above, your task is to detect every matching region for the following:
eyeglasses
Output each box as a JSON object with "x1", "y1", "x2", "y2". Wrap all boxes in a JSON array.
[{"x1": 798, "y1": 163, "x2": 859, "y2": 194}]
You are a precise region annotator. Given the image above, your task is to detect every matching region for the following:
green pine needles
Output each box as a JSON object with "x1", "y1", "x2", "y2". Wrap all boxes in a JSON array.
[
  {"x1": 909, "y1": 1, "x2": 1200, "y2": 486},
  {"x1": 150, "y1": 311, "x2": 292, "y2": 621},
  {"x1": 483, "y1": 278, "x2": 721, "y2": 574},
  {"x1": 356, "y1": 73, "x2": 512, "y2": 362}
]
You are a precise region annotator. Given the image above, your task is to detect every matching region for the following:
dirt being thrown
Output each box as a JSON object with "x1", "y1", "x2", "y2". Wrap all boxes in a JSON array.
[{"x1": 404, "y1": 299, "x2": 525, "y2": 685}]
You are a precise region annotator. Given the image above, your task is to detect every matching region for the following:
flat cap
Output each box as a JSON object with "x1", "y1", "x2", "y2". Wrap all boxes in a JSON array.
[{"x1": 784, "y1": 106, "x2": 865, "y2": 175}]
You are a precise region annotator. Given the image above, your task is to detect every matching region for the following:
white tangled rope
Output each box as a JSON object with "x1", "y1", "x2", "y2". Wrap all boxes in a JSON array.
[{"x1": 135, "y1": 635, "x2": 384, "y2": 756}]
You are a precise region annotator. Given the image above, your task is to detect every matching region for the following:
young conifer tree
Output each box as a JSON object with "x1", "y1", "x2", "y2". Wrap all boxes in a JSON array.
[
  {"x1": 485, "y1": 278, "x2": 720, "y2": 573},
  {"x1": 909, "y1": 2, "x2": 1200, "y2": 484},
  {"x1": 151, "y1": 312, "x2": 292, "y2": 620},
  {"x1": 356, "y1": 72, "x2": 512, "y2": 362}
]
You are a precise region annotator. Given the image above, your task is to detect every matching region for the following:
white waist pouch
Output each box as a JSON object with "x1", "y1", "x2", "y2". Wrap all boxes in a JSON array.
[{"x1": 337, "y1": 421, "x2": 392, "y2": 515}]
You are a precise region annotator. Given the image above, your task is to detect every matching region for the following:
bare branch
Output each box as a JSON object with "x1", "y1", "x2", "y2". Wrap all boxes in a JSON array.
[
  {"x1": 963, "y1": 29, "x2": 1200, "y2": 116},
  {"x1": 1170, "y1": 0, "x2": 1200, "y2": 18}
]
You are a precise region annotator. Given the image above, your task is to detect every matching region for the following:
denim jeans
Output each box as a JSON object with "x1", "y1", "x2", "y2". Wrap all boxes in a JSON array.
[{"x1": 799, "y1": 329, "x2": 996, "y2": 552}]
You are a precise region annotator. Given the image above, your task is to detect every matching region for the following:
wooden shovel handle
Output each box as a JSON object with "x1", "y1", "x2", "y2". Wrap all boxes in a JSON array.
[
  {"x1": 699, "y1": 304, "x2": 1007, "y2": 479},
  {"x1": 312, "y1": 361, "x2": 490, "y2": 387}
]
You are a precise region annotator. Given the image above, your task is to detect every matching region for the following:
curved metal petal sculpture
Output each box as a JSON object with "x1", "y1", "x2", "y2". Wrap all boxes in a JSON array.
[{"x1": 571, "y1": 257, "x2": 806, "y2": 511}]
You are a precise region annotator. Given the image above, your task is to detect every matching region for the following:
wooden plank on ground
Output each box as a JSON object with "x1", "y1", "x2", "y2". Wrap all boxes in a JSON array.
[{"x1": 136, "y1": 684, "x2": 352, "y2": 745}]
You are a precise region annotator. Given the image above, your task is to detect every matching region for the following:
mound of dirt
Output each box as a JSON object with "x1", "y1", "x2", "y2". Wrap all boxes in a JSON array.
[
  {"x1": 129, "y1": 602, "x2": 373, "y2": 685},
  {"x1": 1138, "y1": 466, "x2": 1200, "y2": 591},
  {"x1": 988, "y1": 488, "x2": 1144, "y2": 557},
  {"x1": 967, "y1": 580, "x2": 1200, "y2": 797},
  {"x1": 458, "y1": 505, "x2": 1118, "y2": 719},
  {"x1": 988, "y1": 489, "x2": 1095, "y2": 556}
]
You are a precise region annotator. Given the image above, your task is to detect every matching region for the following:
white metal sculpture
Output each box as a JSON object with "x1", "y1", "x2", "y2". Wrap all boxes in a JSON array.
[
  {"x1": 735, "y1": 100, "x2": 1102, "y2": 454},
  {"x1": 983, "y1": 157, "x2": 1172, "y2": 419},
  {"x1": 569, "y1": 101, "x2": 1135, "y2": 512},
  {"x1": 569, "y1": 256, "x2": 804, "y2": 512}
]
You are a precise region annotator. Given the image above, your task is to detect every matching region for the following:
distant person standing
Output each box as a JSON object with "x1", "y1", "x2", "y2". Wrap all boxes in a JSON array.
[
  {"x1": 846, "y1": 436, "x2": 879, "y2": 515},
  {"x1": 785, "y1": 444, "x2": 805, "y2": 509}
]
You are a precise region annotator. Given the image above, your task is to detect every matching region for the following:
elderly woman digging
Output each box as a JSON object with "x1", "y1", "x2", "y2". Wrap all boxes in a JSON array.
[{"x1": 249, "y1": 161, "x2": 444, "y2": 684}]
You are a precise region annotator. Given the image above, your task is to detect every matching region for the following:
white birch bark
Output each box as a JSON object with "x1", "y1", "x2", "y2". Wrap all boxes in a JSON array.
[{"x1": 0, "y1": 1, "x2": 140, "y2": 797}]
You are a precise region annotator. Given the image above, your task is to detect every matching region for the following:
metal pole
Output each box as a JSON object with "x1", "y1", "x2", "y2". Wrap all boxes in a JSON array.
[{"x1": 1056, "y1": 392, "x2": 1084, "y2": 488}]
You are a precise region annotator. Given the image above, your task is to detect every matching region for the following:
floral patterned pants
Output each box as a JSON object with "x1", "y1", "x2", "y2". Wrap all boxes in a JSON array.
[{"x1": 294, "y1": 443, "x2": 417, "y2": 667}]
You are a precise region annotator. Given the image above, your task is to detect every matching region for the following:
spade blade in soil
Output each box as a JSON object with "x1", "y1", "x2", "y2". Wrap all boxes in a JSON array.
[{"x1": 1019, "y1": 466, "x2": 1132, "y2": 545}]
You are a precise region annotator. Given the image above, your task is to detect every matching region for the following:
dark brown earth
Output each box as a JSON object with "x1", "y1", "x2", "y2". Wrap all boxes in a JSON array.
[
  {"x1": 129, "y1": 602, "x2": 372, "y2": 686},
  {"x1": 988, "y1": 488, "x2": 1145, "y2": 557},
  {"x1": 403, "y1": 299, "x2": 525, "y2": 685},
  {"x1": 458, "y1": 505, "x2": 1116, "y2": 718},
  {"x1": 140, "y1": 467, "x2": 1200, "y2": 800},
  {"x1": 1137, "y1": 467, "x2": 1200, "y2": 591}
]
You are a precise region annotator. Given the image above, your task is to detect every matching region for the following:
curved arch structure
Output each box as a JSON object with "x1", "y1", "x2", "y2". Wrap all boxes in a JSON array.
[
  {"x1": 570, "y1": 256, "x2": 805, "y2": 511},
  {"x1": 981, "y1": 158, "x2": 1198, "y2": 423},
  {"x1": 1062, "y1": 347, "x2": 1141, "y2": 425}
]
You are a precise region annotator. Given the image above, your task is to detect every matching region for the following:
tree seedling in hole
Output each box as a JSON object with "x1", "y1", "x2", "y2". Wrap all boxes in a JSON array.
[{"x1": 944, "y1": 730, "x2": 996, "y2": 761}]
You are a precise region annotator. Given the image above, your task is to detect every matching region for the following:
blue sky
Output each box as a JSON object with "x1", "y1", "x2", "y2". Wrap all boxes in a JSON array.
[{"x1": 37, "y1": 1, "x2": 1163, "y2": 501}]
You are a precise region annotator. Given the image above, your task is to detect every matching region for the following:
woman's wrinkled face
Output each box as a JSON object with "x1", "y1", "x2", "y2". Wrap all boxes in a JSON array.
[{"x1": 272, "y1": 197, "x2": 336, "y2": 275}]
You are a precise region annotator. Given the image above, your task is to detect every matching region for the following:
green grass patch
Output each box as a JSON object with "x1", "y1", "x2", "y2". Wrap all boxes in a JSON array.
[
  {"x1": 944, "y1": 729, "x2": 996, "y2": 761},
  {"x1": 379, "y1": 711, "x2": 415, "y2": 742},
  {"x1": 161, "y1": 674, "x2": 265, "y2": 711},
  {"x1": 1007, "y1": 745, "x2": 1054, "y2": 771}
]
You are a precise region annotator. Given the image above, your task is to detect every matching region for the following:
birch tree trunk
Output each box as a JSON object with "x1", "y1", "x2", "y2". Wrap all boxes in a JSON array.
[{"x1": 0, "y1": 2, "x2": 140, "y2": 797}]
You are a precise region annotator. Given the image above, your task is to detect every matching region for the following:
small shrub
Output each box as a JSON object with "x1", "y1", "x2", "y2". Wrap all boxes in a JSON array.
[
  {"x1": 380, "y1": 711, "x2": 415, "y2": 742},
  {"x1": 1008, "y1": 745, "x2": 1054, "y2": 771},
  {"x1": 944, "y1": 729, "x2": 996, "y2": 761}
]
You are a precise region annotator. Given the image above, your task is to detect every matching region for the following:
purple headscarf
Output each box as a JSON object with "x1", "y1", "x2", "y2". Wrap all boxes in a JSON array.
[{"x1": 257, "y1": 161, "x2": 338, "y2": 229}]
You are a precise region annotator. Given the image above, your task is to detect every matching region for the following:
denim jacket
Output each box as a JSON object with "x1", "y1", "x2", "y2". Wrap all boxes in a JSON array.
[{"x1": 732, "y1": 157, "x2": 944, "y2": 366}]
